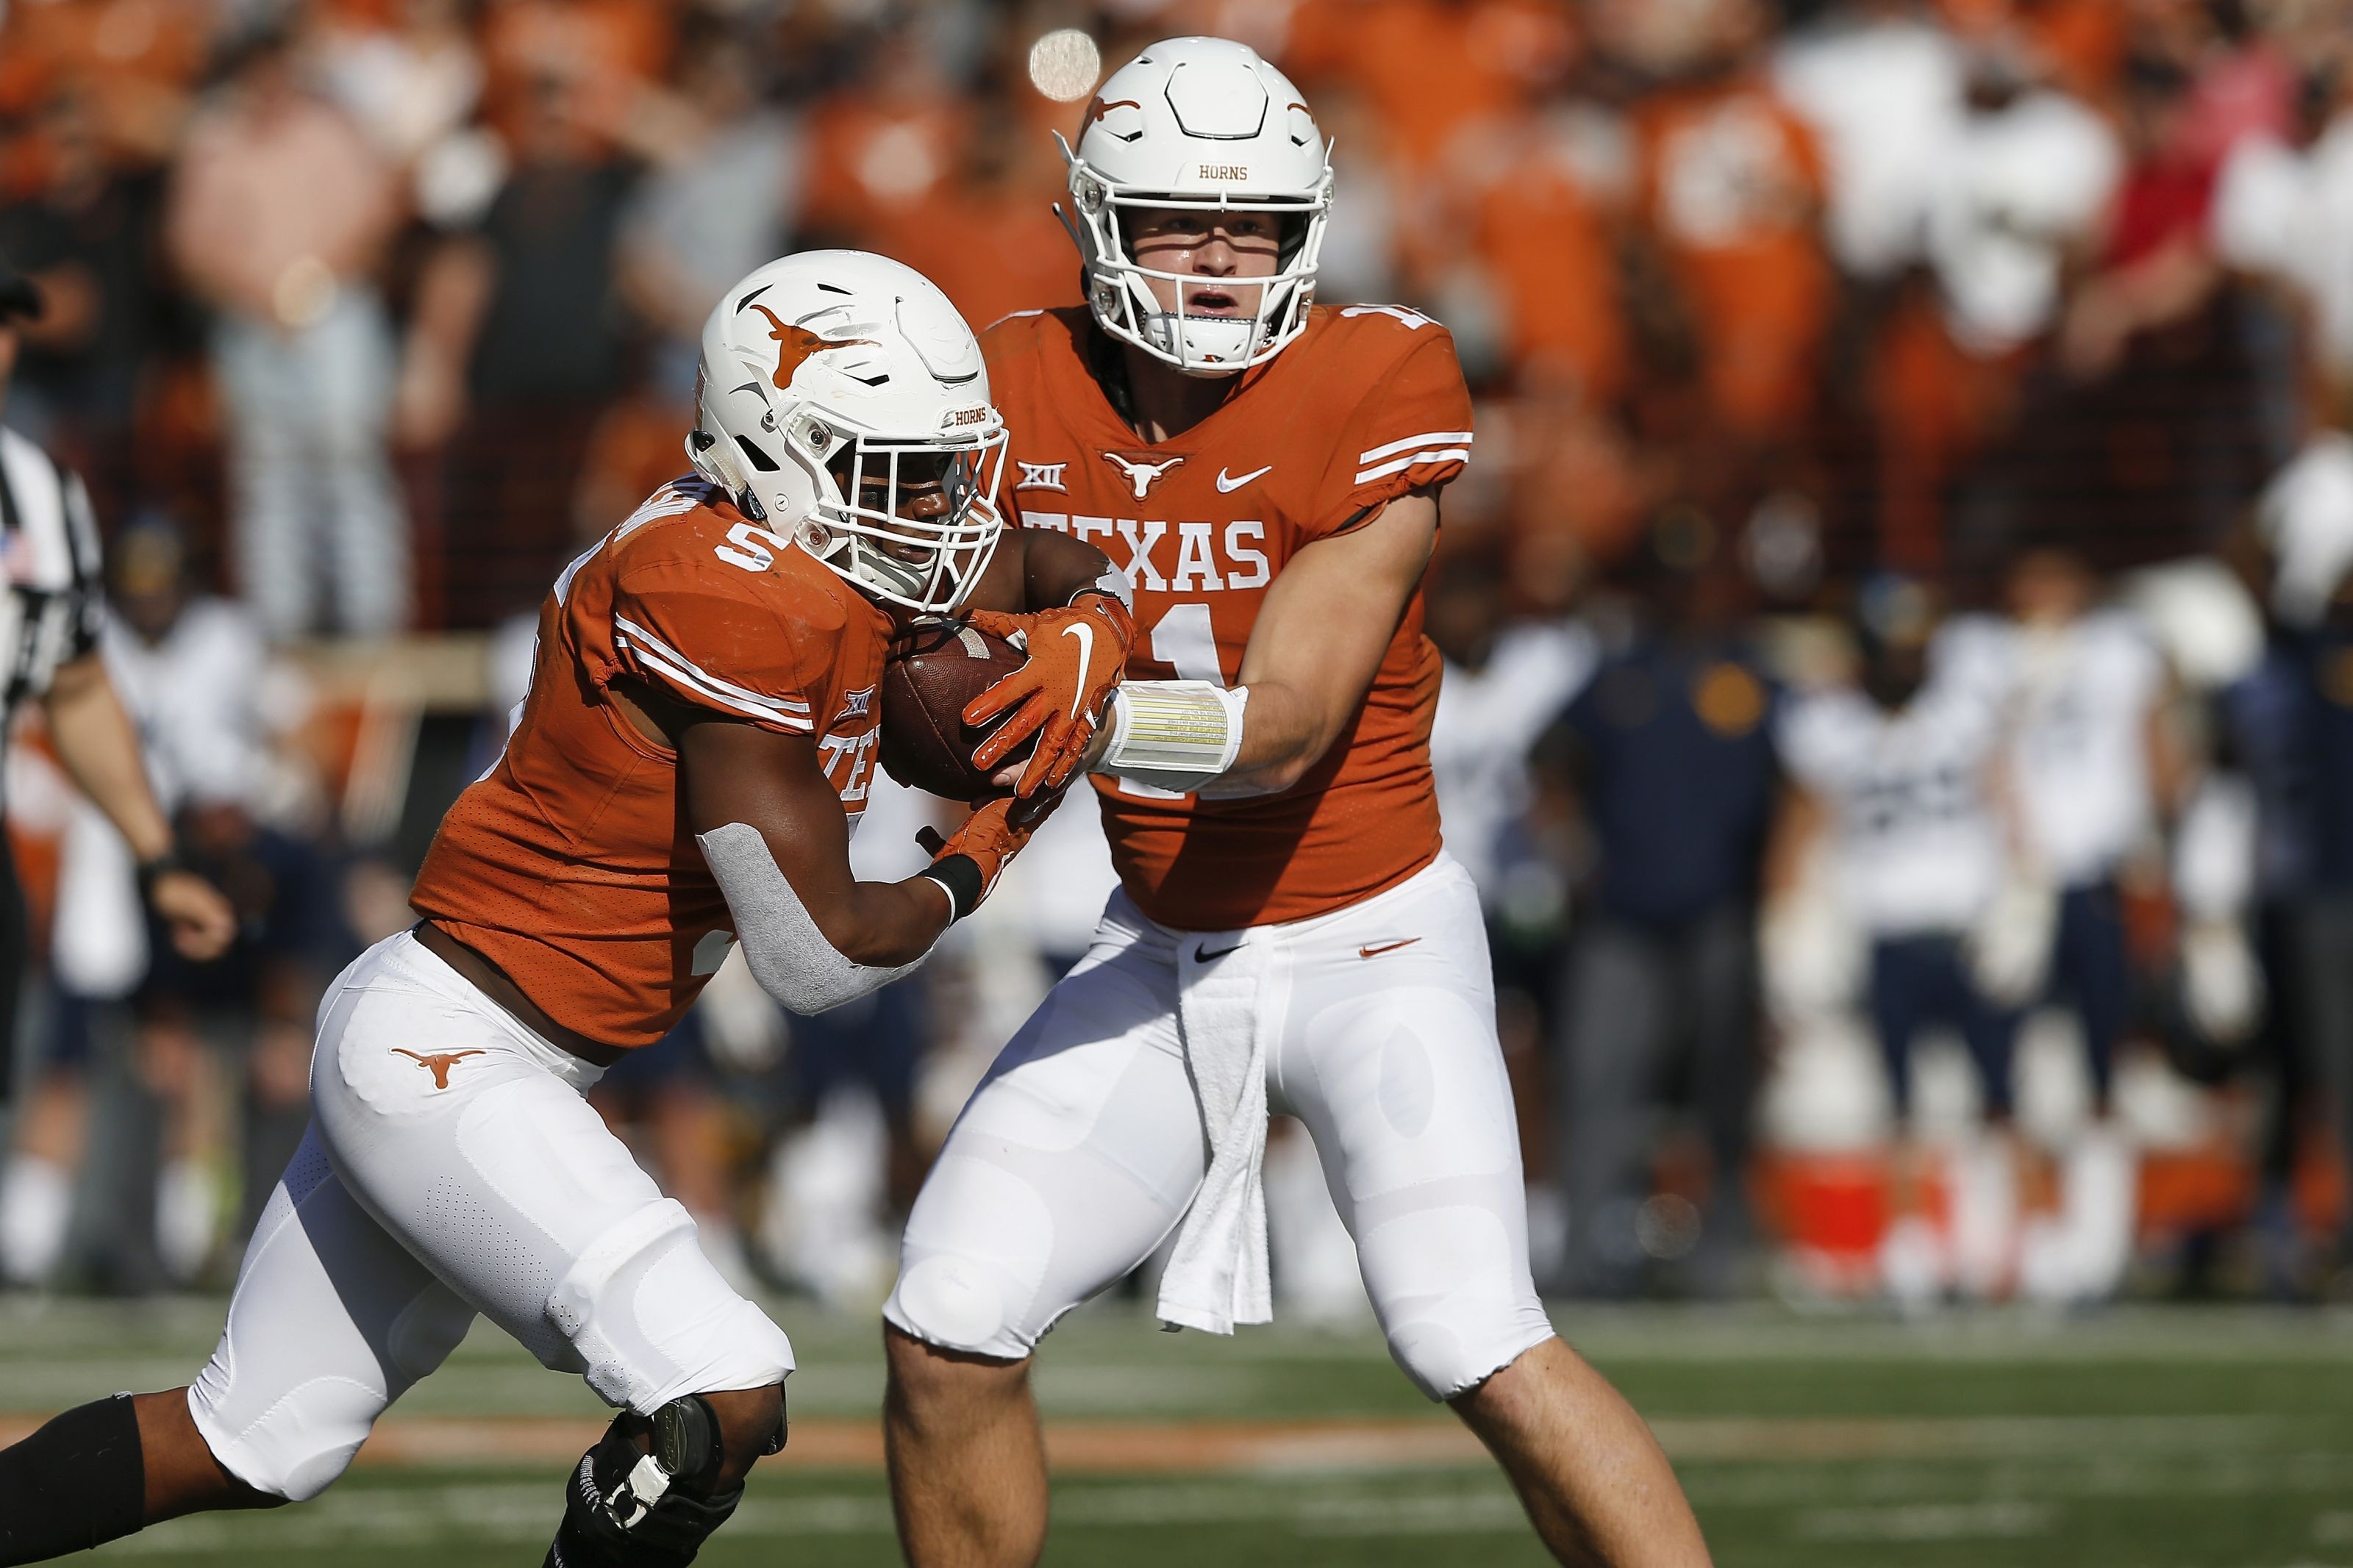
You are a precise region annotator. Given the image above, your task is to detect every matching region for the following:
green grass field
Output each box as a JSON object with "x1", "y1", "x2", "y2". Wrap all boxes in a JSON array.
[{"x1": 11, "y1": 1295, "x2": 2353, "y2": 1565}]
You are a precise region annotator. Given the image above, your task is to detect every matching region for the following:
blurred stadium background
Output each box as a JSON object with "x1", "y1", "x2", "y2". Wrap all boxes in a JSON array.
[{"x1": 6, "y1": 0, "x2": 2353, "y2": 1560}]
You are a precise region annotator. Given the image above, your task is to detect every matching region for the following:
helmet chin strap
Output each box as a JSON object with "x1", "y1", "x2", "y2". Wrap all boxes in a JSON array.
[
  {"x1": 1131, "y1": 273, "x2": 1260, "y2": 376},
  {"x1": 1157, "y1": 313, "x2": 1259, "y2": 377},
  {"x1": 849, "y1": 535, "x2": 934, "y2": 601}
]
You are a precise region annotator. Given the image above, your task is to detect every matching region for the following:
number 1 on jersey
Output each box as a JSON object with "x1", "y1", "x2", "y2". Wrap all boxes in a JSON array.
[{"x1": 1149, "y1": 601, "x2": 1224, "y2": 685}]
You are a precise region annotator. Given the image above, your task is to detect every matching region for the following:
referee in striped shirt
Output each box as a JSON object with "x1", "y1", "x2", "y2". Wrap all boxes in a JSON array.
[{"x1": 0, "y1": 260, "x2": 234, "y2": 1103}]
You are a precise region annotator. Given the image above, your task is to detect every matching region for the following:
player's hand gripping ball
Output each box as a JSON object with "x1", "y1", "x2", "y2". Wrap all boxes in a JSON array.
[
  {"x1": 880, "y1": 619, "x2": 1036, "y2": 799},
  {"x1": 961, "y1": 595, "x2": 1135, "y2": 796}
]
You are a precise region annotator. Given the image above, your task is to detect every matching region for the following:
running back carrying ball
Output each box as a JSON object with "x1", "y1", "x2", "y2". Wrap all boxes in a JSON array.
[{"x1": 881, "y1": 619, "x2": 1034, "y2": 799}]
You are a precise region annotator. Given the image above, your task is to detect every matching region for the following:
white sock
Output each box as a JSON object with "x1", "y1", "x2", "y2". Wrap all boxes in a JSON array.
[
  {"x1": 0, "y1": 1156, "x2": 72, "y2": 1286},
  {"x1": 1949, "y1": 1135, "x2": 2018, "y2": 1302},
  {"x1": 2018, "y1": 1214, "x2": 2078, "y2": 1306},
  {"x1": 1879, "y1": 1214, "x2": 1948, "y2": 1311},
  {"x1": 155, "y1": 1160, "x2": 215, "y2": 1284},
  {"x1": 2063, "y1": 1126, "x2": 2137, "y2": 1301}
]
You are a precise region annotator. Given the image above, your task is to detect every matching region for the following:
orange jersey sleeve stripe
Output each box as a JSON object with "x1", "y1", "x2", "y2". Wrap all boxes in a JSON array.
[
  {"x1": 1358, "y1": 429, "x2": 1477, "y2": 462},
  {"x1": 1356, "y1": 428, "x2": 1477, "y2": 484},
  {"x1": 1354, "y1": 447, "x2": 1474, "y2": 484},
  {"x1": 614, "y1": 614, "x2": 815, "y2": 729}
]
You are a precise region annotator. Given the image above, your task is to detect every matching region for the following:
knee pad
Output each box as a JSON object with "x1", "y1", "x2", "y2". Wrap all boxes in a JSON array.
[
  {"x1": 1358, "y1": 1206, "x2": 1554, "y2": 1402},
  {"x1": 187, "y1": 1366, "x2": 382, "y2": 1503},
  {"x1": 885, "y1": 1255, "x2": 1024, "y2": 1359},
  {"x1": 884, "y1": 1155, "x2": 1059, "y2": 1361},
  {"x1": 1388, "y1": 1315, "x2": 1554, "y2": 1403},
  {"x1": 546, "y1": 1200, "x2": 794, "y2": 1411},
  {"x1": 543, "y1": 1392, "x2": 781, "y2": 1568}
]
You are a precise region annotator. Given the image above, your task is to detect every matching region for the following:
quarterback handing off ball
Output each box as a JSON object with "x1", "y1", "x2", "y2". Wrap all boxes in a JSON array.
[{"x1": 882, "y1": 618, "x2": 1035, "y2": 798}]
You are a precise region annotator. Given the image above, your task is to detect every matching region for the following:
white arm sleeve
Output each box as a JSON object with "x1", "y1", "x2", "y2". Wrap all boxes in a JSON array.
[
  {"x1": 1093, "y1": 680, "x2": 1250, "y2": 792},
  {"x1": 696, "y1": 822, "x2": 943, "y2": 1014}
]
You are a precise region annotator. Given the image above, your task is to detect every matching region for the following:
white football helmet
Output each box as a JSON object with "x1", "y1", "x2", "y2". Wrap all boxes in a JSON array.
[
  {"x1": 1058, "y1": 37, "x2": 1333, "y2": 376},
  {"x1": 688, "y1": 251, "x2": 1007, "y2": 613}
]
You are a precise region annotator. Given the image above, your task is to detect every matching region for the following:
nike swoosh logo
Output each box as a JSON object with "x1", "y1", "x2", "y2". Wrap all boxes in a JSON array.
[
  {"x1": 1060, "y1": 620, "x2": 1094, "y2": 722},
  {"x1": 1357, "y1": 938, "x2": 1421, "y2": 959},
  {"x1": 1196, "y1": 940, "x2": 1244, "y2": 962},
  {"x1": 1215, "y1": 465, "x2": 1272, "y2": 493}
]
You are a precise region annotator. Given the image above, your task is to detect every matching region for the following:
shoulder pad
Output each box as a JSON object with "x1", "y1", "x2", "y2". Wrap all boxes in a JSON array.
[{"x1": 1327, "y1": 302, "x2": 1454, "y2": 348}]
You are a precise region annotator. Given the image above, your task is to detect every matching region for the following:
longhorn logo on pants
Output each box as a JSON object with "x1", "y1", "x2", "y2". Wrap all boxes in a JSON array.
[{"x1": 393, "y1": 1048, "x2": 487, "y2": 1089}]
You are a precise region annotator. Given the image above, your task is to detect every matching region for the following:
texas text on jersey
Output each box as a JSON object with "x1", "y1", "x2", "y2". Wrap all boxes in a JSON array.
[
  {"x1": 410, "y1": 475, "x2": 891, "y2": 1048},
  {"x1": 983, "y1": 301, "x2": 1474, "y2": 929}
]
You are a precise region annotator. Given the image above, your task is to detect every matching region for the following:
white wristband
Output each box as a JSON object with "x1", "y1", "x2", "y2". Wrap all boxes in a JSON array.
[{"x1": 1096, "y1": 681, "x2": 1248, "y2": 787}]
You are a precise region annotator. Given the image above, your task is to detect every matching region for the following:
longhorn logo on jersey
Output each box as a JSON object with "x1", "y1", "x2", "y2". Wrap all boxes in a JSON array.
[
  {"x1": 749, "y1": 304, "x2": 876, "y2": 392},
  {"x1": 1102, "y1": 451, "x2": 1186, "y2": 499}
]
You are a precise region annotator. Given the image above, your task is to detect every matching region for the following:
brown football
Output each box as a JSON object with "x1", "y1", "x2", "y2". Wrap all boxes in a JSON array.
[{"x1": 879, "y1": 619, "x2": 1034, "y2": 800}]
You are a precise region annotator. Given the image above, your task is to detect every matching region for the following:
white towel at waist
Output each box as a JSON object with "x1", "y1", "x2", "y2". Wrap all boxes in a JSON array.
[{"x1": 1157, "y1": 930, "x2": 1275, "y2": 1335}]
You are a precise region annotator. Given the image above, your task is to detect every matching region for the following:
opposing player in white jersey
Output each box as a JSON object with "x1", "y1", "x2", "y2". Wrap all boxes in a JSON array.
[
  {"x1": 1777, "y1": 576, "x2": 2027, "y2": 1304},
  {"x1": 1979, "y1": 548, "x2": 2177, "y2": 1303},
  {"x1": 879, "y1": 39, "x2": 1710, "y2": 1567}
]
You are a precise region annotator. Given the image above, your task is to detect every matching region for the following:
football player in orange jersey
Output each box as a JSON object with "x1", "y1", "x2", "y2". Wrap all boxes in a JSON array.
[
  {"x1": 881, "y1": 39, "x2": 1711, "y2": 1568},
  {"x1": 0, "y1": 251, "x2": 1134, "y2": 1568}
]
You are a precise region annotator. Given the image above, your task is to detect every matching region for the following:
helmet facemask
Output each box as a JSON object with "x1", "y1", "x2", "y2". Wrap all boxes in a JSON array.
[
  {"x1": 789, "y1": 411, "x2": 1007, "y2": 615},
  {"x1": 690, "y1": 387, "x2": 1007, "y2": 615},
  {"x1": 1060, "y1": 135, "x2": 1332, "y2": 378}
]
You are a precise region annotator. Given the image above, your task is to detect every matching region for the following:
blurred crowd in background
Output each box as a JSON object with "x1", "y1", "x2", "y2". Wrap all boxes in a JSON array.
[{"x1": 5, "y1": 0, "x2": 2353, "y2": 1319}]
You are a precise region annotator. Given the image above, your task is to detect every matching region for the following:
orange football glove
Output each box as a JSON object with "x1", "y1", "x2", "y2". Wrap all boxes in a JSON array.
[
  {"x1": 962, "y1": 593, "x2": 1135, "y2": 798},
  {"x1": 914, "y1": 790, "x2": 1062, "y2": 917}
]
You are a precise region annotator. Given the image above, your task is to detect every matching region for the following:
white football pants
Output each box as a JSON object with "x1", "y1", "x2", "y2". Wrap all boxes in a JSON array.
[
  {"x1": 885, "y1": 854, "x2": 1554, "y2": 1400},
  {"x1": 188, "y1": 930, "x2": 793, "y2": 1501}
]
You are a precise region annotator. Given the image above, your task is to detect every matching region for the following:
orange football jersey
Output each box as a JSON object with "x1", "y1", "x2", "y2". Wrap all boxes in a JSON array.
[
  {"x1": 982, "y1": 304, "x2": 1473, "y2": 930},
  {"x1": 410, "y1": 477, "x2": 893, "y2": 1048}
]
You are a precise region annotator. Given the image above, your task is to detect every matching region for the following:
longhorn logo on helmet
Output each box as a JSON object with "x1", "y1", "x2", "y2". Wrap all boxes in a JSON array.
[{"x1": 747, "y1": 304, "x2": 876, "y2": 392}]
